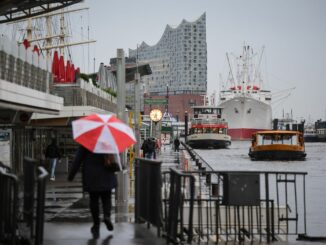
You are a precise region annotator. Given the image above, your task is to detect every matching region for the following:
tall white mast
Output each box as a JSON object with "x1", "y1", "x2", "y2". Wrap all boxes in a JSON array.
[
  {"x1": 226, "y1": 52, "x2": 235, "y2": 88},
  {"x1": 15, "y1": 6, "x2": 95, "y2": 62}
]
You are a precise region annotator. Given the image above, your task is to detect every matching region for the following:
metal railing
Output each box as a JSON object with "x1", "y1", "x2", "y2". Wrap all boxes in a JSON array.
[
  {"x1": 163, "y1": 168, "x2": 195, "y2": 244},
  {"x1": 23, "y1": 157, "x2": 37, "y2": 237},
  {"x1": 135, "y1": 157, "x2": 163, "y2": 236},
  {"x1": 162, "y1": 169, "x2": 307, "y2": 244},
  {"x1": 0, "y1": 157, "x2": 48, "y2": 245},
  {"x1": 35, "y1": 166, "x2": 48, "y2": 245},
  {"x1": 134, "y1": 143, "x2": 308, "y2": 244},
  {"x1": 0, "y1": 167, "x2": 18, "y2": 245},
  {"x1": 23, "y1": 157, "x2": 48, "y2": 245}
]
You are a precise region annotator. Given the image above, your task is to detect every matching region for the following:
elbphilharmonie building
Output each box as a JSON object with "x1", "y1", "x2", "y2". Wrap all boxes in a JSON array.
[{"x1": 129, "y1": 13, "x2": 207, "y2": 120}]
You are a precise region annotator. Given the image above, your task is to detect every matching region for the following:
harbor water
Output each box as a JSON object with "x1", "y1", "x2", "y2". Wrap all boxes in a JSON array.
[{"x1": 195, "y1": 141, "x2": 326, "y2": 237}]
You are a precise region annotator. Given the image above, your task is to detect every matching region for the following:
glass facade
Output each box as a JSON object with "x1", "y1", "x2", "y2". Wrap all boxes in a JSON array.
[{"x1": 129, "y1": 13, "x2": 207, "y2": 96}]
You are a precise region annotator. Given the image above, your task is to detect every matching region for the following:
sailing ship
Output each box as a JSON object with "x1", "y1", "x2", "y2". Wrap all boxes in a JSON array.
[
  {"x1": 187, "y1": 105, "x2": 231, "y2": 149},
  {"x1": 218, "y1": 45, "x2": 272, "y2": 140},
  {"x1": 6, "y1": 4, "x2": 96, "y2": 84}
]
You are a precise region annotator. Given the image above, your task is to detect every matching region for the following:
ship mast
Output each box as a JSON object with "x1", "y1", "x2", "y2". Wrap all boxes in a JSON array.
[
  {"x1": 241, "y1": 45, "x2": 249, "y2": 93},
  {"x1": 226, "y1": 52, "x2": 235, "y2": 88},
  {"x1": 254, "y1": 46, "x2": 265, "y2": 89},
  {"x1": 15, "y1": 6, "x2": 96, "y2": 60}
]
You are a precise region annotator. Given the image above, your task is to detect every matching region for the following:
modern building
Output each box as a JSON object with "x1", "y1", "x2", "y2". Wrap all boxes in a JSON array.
[{"x1": 129, "y1": 13, "x2": 207, "y2": 121}]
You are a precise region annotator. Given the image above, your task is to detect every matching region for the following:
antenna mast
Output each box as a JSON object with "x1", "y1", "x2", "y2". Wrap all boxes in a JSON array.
[{"x1": 226, "y1": 53, "x2": 235, "y2": 87}]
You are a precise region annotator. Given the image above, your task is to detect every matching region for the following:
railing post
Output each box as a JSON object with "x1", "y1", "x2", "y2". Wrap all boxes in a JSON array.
[
  {"x1": 265, "y1": 173, "x2": 270, "y2": 243},
  {"x1": 23, "y1": 157, "x2": 37, "y2": 238},
  {"x1": 0, "y1": 168, "x2": 18, "y2": 245},
  {"x1": 35, "y1": 166, "x2": 48, "y2": 245},
  {"x1": 134, "y1": 158, "x2": 163, "y2": 235}
]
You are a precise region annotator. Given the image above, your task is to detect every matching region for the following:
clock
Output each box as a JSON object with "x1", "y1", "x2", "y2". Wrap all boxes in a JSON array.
[{"x1": 149, "y1": 109, "x2": 163, "y2": 122}]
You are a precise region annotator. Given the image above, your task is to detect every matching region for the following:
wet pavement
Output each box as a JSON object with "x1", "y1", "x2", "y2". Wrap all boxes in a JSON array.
[{"x1": 44, "y1": 222, "x2": 167, "y2": 245}]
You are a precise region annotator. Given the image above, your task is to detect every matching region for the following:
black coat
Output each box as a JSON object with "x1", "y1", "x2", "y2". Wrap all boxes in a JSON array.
[
  {"x1": 45, "y1": 143, "x2": 61, "y2": 159},
  {"x1": 68, "y1": 146, "x2": 117, "y2": 192}
]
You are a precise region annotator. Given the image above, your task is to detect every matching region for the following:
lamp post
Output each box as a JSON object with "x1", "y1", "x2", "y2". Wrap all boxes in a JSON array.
[
  {"x1": 134, "y1": 72, "x2": 140, "y2": 158},
  {"x1": 176, "y1": 110, "x2": 179, "y2": 137},
  {"x1": 166, "y1": 84, "x2": 169, "y2": 114},
  {"x1": 116, "y1": 48, "x2": 128, "y2": 222},
  {"x1": 185, "y1": 111, "x2": 188, "y2": 142}
]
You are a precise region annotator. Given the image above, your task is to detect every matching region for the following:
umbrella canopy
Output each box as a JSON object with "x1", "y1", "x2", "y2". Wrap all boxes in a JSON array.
[{"x1": 72, "y1": 114, "x2": 136, "y2": 153}]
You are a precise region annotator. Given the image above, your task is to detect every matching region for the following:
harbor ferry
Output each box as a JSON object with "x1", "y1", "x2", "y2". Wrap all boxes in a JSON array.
[
  {"x1": 249, "y1": 130, "x2": 306, "y2": 160},
  {"x1": 187, "y1": 105, "x2": 231, "y2": 149}
]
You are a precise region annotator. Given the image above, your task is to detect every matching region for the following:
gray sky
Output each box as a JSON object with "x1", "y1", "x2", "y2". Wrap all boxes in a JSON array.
[
  {"x1": 85, "y1": 0, "x2": 326, "y2": 122},
  {"x1": 3, "y1": 0, "x2": 325, "y2": 122}
]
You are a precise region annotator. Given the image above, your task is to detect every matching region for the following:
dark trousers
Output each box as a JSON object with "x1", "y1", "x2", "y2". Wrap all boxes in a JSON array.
[
  {"x1": 89, "y1": 190, "x2": 112, "y2": 226},
  {"x1": 174, "y1": 145, "x2": 179, "y2": 152}
]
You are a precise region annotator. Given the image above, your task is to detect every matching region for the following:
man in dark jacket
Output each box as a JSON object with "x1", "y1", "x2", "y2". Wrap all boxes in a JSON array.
[
  {"x1": 174, "y1": 137, "x2": 180, "y2": 152},
  {"x1": 146, "y1": 138, "x2": 156, "y2": 159},
  {"x1": 141, "y1": 139, "x2": 148, "y2": 157},
  {"x1": 45, "y1": 138, "x2": 61, "y2": 181},
  {"x1": 68, "y1": 146, "x2": 117, "y2": 239}
]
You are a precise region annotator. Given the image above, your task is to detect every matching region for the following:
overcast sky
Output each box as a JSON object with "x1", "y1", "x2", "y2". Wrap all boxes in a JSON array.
[{"x1": 2, "y1": 0, "x2": 325, "y2": 122}]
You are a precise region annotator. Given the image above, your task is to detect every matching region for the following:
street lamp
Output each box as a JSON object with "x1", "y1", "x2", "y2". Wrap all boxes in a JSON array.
[
  {"x1": 176, "y1": 110, "x2": 179, "y2": 137},
  {"x1": 185, "y1": 111, "x2": 188, "y2": 142},
  {"x1": 166, "y1": 84, "x2": 169, "y2": 114}
]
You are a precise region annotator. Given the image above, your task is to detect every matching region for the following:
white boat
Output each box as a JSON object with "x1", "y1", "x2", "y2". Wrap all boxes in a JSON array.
[
  {"x1": 187, "y1": 105, "x2": 231, "y2": 149},
  {"x1": 218, "y1": 45, "x2": 272, "y2": 140},
  {"x1": 304, "y1": 125, "x2": 318, "y2": 142},
  {"x1": 315, "y1": 120, "x2": 326, "y2": 142}
]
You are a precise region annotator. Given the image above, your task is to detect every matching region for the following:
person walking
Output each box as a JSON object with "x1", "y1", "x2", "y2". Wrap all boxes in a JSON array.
[
  {"x1": 146, "y1": 138, "x2": 156, "y2": 159},
  {"x1": 174, "y1": 137, "x2": 180, "y2": 152},
  {"x1": 68, "y1": 146, "x2": 119, "y2": 239},
  {"x1": 45, "y1": 138, "x2": 61, "y2": 181},
  {"x1": 141, "y1": 139, "x2": 148, "y2": 158}
]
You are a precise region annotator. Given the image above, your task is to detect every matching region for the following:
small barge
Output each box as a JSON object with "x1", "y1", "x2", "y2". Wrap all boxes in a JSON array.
[{"x1": 249, "y1": 130, "x2": 306, "y2": 160}]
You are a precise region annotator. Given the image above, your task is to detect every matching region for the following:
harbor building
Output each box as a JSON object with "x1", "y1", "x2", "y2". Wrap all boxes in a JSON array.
[{"x1": 129, "y1": 13, "x2": 207, "y2": 120}]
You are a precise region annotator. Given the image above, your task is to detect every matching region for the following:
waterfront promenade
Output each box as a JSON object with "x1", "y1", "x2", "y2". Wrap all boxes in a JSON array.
[
  {"x1": 42, "y1": 143, "x2": 326, "y2": 245},
  {"x1": 43, "y1": 143, "x2": 180, "y2": 244}
]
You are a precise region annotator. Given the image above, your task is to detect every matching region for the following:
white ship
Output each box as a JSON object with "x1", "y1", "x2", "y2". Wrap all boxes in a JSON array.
[
  {"x1": 187, "y1": 105, "x2": 231, "y2": 149},
  {"x1": 218, "y1": 45, "x2": 272, "y2": 140}
]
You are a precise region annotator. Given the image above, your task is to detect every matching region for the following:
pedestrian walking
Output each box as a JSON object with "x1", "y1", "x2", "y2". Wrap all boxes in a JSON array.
[
  {"x1": 45, "y1": 138, "x2": 61, "y2": 181},
  {"x1": 141, "y1": 139, "x2": 148, "y2": 158},
  {"x1": 146, "y1": 138, "x2": 156, "y2": 159},
  {"x1": 174, "y1": 137, "x2": 180, "y2": 152},
  {"x1": 68, "y1": 146, "x2": 120, "y2": 238},
  {"x1": 69, "y1": 113, "x2": 136, "y2": 239}
]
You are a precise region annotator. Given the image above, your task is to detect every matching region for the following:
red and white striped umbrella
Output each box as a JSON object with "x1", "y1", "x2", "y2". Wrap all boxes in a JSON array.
[{"x1": 72, "y1": 114, "x2": 136, "y2": 153}]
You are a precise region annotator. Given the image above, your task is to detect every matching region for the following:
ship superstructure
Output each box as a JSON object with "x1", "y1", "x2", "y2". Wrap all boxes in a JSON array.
[
  {"x1": 187, "y1": 105, "x2": 231, "y2": 149},
  {"x1": 218, "y1": 45, "x2": 272, "y2": 140}
]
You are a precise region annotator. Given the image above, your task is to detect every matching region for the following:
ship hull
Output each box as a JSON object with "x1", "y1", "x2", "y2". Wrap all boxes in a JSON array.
[
  {"x1": 219, "y1": 97, "x2": 272, "y2": 140},
  {"x1": 304, "y1": 135, "x2": 319, "y2": 142},
  {"x1": 249, "y1": 150, "x2": 306, "y2": 160},
  {"x1": 187, "y1": 134, "x2": 231, "y2": 149}
]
